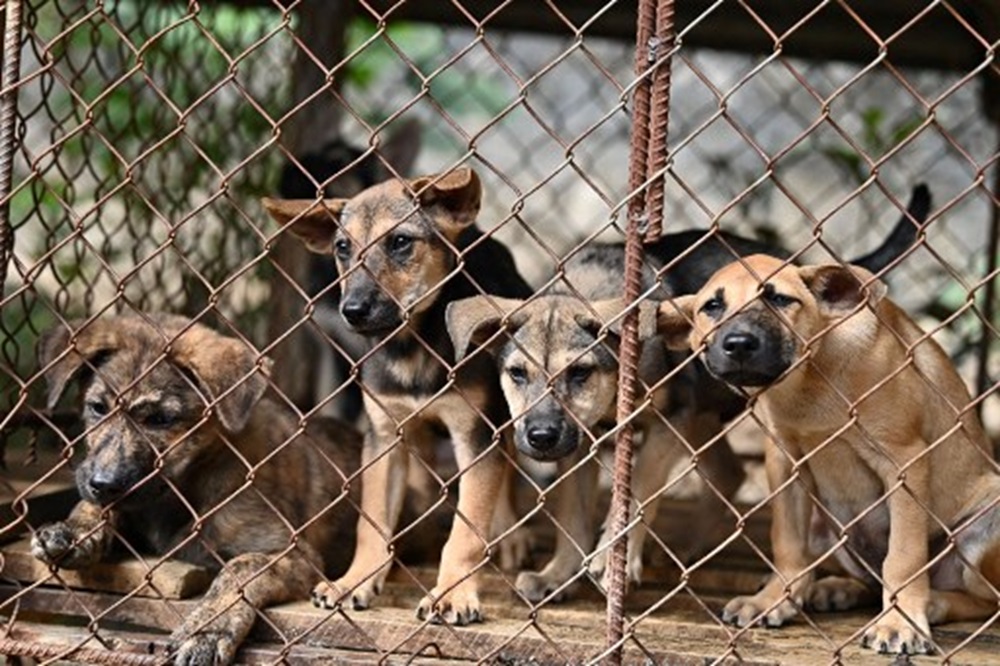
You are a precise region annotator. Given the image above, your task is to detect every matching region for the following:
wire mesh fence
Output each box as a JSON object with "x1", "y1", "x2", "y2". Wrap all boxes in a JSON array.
[{"x1": 0, "y1": 0, "x2": 998, "y2": 664}]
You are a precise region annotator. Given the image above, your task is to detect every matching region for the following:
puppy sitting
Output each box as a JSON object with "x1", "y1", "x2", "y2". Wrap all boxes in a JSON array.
[
  {"x1": 658, "y1": 254, "x2": 1000, "y2": 654},
  {"x1": 31, "y1": 315, "x2": 359, "y2": 666}
]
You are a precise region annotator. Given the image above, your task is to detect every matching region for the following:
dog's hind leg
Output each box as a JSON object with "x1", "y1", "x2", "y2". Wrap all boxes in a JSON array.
[
  {"x1": 491, "y1": 455, "x2": 532, "y2": 571},
  {"x1": 171, "y1": 547, "x2": 320, "y2": 666},
  {"x1": 589, "y1": 412, "x2": 687, "y2": 589},
  {"x1": 313, "y1": 406, "x2": 408, "y2": 611},
  {"x1": 516, "y1": 452, "x2": 597, "y2": 602}
]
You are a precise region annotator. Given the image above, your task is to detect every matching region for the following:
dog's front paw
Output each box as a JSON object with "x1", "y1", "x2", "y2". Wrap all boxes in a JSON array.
[
  {"x1": 31, "y1": 521, "x2": 99, "y2": 569},
  {"x1": 516, "y1": 569, "x2": 575, "y2": 603},
  {"x1": 808, "y1": 576, "x2": 874, "y2": 613},
  {"x1": 862, "y1": 613, "x2": 933, "y2": 654},
  {"x1": 170, "y1": 630, "x2": 236, "y2": 666},
  {"x1": 312, "y1": 576, "x2": 382, "y2": 611},
  {"x1": 416, "y1": 580, "x2": 483, "y2": 626},
  {"x1": 722, "y1": 592, "x2": 800, "y2": 628}
]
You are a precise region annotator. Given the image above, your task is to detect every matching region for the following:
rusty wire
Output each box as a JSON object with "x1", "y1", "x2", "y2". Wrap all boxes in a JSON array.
[
  {"x1": 0, "y1": 1, "x2": 999, "y2": 664},
  {"x1": 0, "y1": 637, "x2": 164, "y2": 665}
]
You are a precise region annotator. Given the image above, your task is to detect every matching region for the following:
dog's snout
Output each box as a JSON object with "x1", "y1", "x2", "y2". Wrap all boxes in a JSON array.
[
  {"x1": 526, "y1": 424, "x2": 560, "y2": 450},
  {"x1": 87, "y1": 469, "x2": 129, "y2": 501},
  {"x1": 341, "y1": 298, "x2": 372, "y2": 326},
  {"x1": 721, "y1": 332, "x2": 760, "y2": 361}
]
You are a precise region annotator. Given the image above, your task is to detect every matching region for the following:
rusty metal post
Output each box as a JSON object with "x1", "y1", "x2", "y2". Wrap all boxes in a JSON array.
[
  {"x1": 0, "y1": 0, "x2": 24, "y2": 297},
  {"x1": 606, "y1": 0, "x2": 675, "y2": 661}
]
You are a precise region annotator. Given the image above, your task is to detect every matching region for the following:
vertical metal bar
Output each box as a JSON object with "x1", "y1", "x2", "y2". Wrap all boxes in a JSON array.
[
  {"x1": 0, "y1": 0, "x2": 24, "y2": 296},
  {"x1": 975, "y1": 135, "x2": 1000, "y2": 426},
  {"x1": 606, "y1": 0, "x2": 660, "y2": 662},
  {"x1": 643, "y1": 0, "x2": 675, "y2": 243}
]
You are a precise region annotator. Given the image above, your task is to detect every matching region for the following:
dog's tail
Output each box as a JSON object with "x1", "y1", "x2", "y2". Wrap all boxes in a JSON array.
[{"x1": 850, "y1": 183, "x2": 930, "y2": 273}]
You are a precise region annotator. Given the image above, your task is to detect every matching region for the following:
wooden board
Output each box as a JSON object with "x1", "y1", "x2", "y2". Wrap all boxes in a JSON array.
[{"x1": 0, "y1": 539, "x2": 212, "y2": 600}]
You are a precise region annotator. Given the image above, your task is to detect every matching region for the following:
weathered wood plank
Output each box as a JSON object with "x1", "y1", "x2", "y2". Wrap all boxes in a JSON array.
[{"x1": 0, "y1": 540, "x2": 212, "y2": 600}]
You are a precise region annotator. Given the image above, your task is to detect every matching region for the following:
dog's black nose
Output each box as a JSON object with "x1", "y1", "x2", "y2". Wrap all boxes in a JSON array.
[
  {"x1": 526, "y1": 425, "x2": 560, "y2": 450},
  {"x1": 341, "y1": 299, "x2": 371, "y2": 326},
  {"x1": 88, "y1": 471, "x2": 128, "y2": 500},
  {"x1": 722, "y1": 332, "x2": 760, "y2": 361}
]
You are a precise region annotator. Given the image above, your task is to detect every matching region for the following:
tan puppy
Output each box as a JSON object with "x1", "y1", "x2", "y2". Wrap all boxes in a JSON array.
[{"x1": 658, "y1": 254, "x2": 1000, "y2": 654}]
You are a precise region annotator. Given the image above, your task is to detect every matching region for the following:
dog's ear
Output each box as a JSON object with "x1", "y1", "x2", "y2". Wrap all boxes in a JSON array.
[
  {"x1": 38, "y1": 320, "x2": 122, "y2": 410},
  {"x1": 446, "y1": 296, "x2": 523, "y2": 362},
  {"x1": 656, "y1": 295, "x2": 697, "y2": 350},
  {"x1": 262, "y1": 197, "x2": 346, "y2": 255},
  {"x1": 580, "y1": 299, "x2": 658, "y2": 342},
  {"x1": 170, "y1": 325, "x2": 271, "y2": 434},
  {"x1": 798, "y1": 264, "x2": 887, "y2": 313},
  {"x1": 409, "y1": 167, "x2": 482, "y2": 233}
]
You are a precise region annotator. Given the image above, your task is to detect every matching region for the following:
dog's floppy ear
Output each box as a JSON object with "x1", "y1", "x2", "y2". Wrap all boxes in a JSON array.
[
  {"x1": 446, "y1": 295, "x2": 523, "y2": 362},
  {"x1": 798, "y1": 264, "x2": 887, "y2": 313},
  {"x1": 170, "y1": 325, "x2": 271, "y2": 434},
  {"x1": 262, "y1": 197, "x2": 346, "y2": 255},
  {"x1": 580, "y1": 299, "x2": 658, "y2": 342},
  {"x1": 38, "y1": 320, "x2": 122, "y2": 410},
  {"x1": 409, "y1": 167, "x2": 482, "y2": 233},
  {"x1": 656, "y1": 295, "x2": 697, "y2": 350}
]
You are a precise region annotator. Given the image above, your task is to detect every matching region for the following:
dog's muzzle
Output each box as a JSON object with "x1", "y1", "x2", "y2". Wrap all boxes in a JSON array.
[
  {"x1": 704, "y1": 319, "x2": 791, "y2": 388},
  {"x1": 516, "y1": 407, "x2": 580, "y2": 461}
]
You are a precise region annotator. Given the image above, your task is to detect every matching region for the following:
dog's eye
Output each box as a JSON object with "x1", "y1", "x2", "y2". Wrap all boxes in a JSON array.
[
  {"x1": 764, "y1": 291, "x2": 799, "y2": 308},
  {"x1": 84, "y1": 399, "x2": 109, "y2": 418},
  {"x1": 506, "y1": 366, "x2": 528, "y2": 385},
  {"x1": 143, "y1": 411, "x2": 177, "y2": 429},
  {"x1": 566, "y1": 365, "x2": 593, "y2": 386},
  {"x1": 333, "y1": 237, "x2": 351, "y2": 259},
  {"x1": 388, "y1": 234, "x2": 414, "y2": 255},
  {"x1": 699, "y1": 297, "x2": 725, "y2": 317}
]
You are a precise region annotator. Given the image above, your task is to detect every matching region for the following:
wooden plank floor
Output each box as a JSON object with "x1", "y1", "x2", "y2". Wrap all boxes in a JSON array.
[{"x1": 2, "y1": 498, "x2": 1000, "y2": 664}]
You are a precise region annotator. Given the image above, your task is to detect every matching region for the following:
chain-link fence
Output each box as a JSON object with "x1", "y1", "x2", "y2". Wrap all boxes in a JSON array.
[{"x1": 1, "y1": 0, "x2": 998, "y2": 663}]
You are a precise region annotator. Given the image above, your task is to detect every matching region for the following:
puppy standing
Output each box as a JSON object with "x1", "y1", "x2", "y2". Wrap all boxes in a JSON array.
[
  {"x1": 659, "y1": 254, "x2": 1000, "y2": 654},
  {"x1": 31, "y1": 315, "x2": 359, "y2": 666},
  {"x1": 263, "y1": 167, "x2": 532, "y2": 624}
]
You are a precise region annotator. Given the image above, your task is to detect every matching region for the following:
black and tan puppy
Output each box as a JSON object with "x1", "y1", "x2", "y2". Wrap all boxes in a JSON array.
[
  {"x1": 446, "y1": 186, "x2": 930, "y2": 602},
  {"x1": 262, "y1": 167, "x2": 532, "y2": 624},
  {"x1": 31, "y1": 315, "x2": 359, "y2": 666},
  {"x1": 659, "y1": 254, "x2": 1000, "y2": 654}
]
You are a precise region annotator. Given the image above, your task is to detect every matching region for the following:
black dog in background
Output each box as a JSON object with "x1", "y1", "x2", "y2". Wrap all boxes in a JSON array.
[{"x1": 277, "y1": 121, "x2": 420, "y2": 420}]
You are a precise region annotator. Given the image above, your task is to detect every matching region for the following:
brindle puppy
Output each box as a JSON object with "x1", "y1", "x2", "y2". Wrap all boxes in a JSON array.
[
  {"x1": 31, "y1": 315, "x2": 359, "y2": 666},
  {"x1": 262, "y1": 167, "x2": 532, "y2": 624}
]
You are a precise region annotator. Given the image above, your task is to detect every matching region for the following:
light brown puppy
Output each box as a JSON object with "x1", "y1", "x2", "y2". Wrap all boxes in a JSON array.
[
  {"x1": 658, "y1": 254, "x2": 1000, "y2": 654},
  {"x1": 31, "y1": 315, "x2": 360, "y2": 666}
]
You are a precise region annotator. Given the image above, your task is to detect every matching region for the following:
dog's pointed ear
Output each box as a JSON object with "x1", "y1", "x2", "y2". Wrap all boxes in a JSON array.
[
  {"x1": 409, "y1": 167, "x2": 482, "y2": 233},
  {"x1": 798, "y1": 264, "x2": 887, "y2": 313},
  {"x1": 656, "y1": 295, "x2": 697, "y2": 350},
  {"x1": 581, "y1": 299, "x2": 658, "y2": 341},
  {"x1": 446, "y1": 296, "x2": 523, "y2": 362},
  {"x1": 170, "y1": 325, "x2": 271, "y2": 434},
  {"x1": 38, "y1": 320, "x2": 122, "y2": 410},
  {"x1": 262, "y1": 197, "x2": 346, "y2": 255}
]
